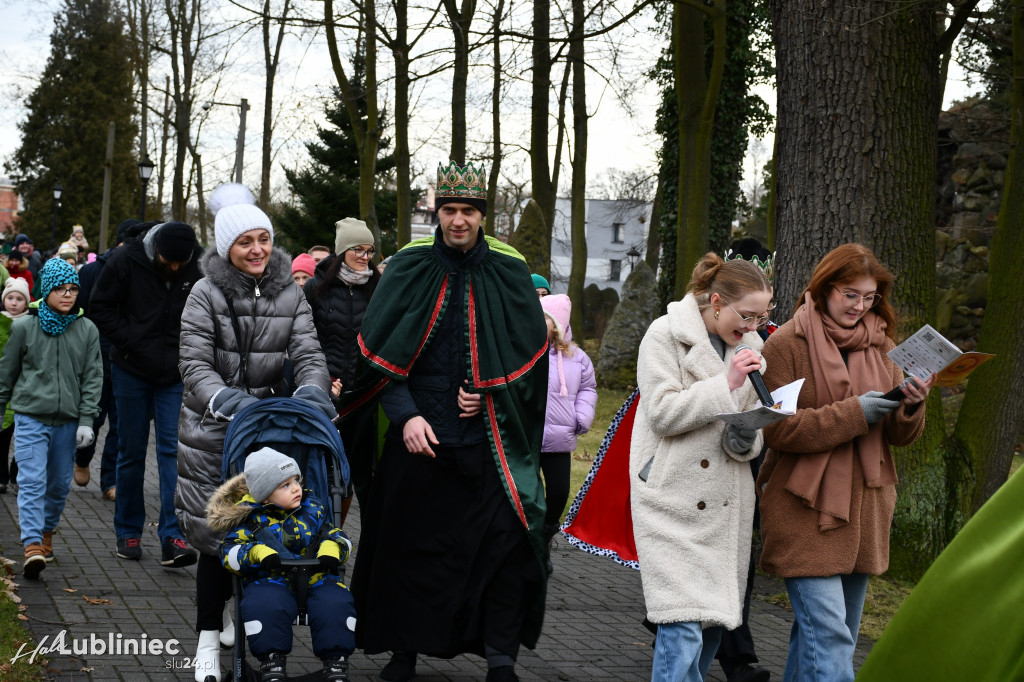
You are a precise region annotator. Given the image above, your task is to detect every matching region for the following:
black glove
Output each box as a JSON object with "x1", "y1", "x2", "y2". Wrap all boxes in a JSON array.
[
  {"x1": 293, "y1": 385, "x2": 337, "y2": 421},
  {"x1": 318, "y1": 554, "x2": 340, "y2": 573},
  {"x1": 259, "y1": 553, "x2": 282, "y2": 571},
  {"x1": 211, "y1": 388, "x2": 258, "y2": 421}
]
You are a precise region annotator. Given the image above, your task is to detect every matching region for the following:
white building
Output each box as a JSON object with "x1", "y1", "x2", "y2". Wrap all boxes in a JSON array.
[{"x1": 512, "y1": 198, "x2": 653, "y2": 295}]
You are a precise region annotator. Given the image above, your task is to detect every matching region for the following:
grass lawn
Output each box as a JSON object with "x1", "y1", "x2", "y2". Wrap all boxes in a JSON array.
[{"x1": 0, "y1": 552, "x2": 46, "y2": 681}]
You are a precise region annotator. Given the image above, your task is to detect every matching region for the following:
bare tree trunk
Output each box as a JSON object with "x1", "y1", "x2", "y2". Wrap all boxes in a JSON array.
[
  {"x1": 164, "y1": 0, "x2": 199, "y2": 220},
  {"x1": 393, "y1": 0, "x2": 413, "y2": 247},
  {"x1": 444, "y1": 0, "x2": 475, "y2": 163},
  {"x1": 530, "y1": 0, "x2": 555, "y2": 233},
  {"x1": 158, "y1": 76, "x2": 170, "y2": 212},
  {"x1": 673, "y1": 0, "x2": 724, "y2": 299},
  {"x1": 568, "y1": 0, "x2": 587, "y2": 338},
  {"x1": 484, "y1": 0, "x2": 504, "y2": 237},
  {"x1": 646, "y1": 171, "x2": 664, "y2": 270},
  {"x1": 260, "y1": 0, "x2": 291, "y2": 207},
  {"x1": 950, "y1": 0, "x2": 1024, "y2": 514},
  {"x1": 325, "y1": 0, "x2": 381, "y2": 245},
  {"x1": 772, "y1": 0, "x2": 979, "y2": 579}
]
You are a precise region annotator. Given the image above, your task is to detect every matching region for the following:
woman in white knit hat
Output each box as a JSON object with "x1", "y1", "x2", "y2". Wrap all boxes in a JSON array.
[{"x1": 175, "y1": 183, "x2": 334, "y2": 682}]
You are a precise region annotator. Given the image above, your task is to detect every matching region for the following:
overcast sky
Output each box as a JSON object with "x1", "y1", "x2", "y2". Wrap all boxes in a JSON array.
[{"x1": 0, "y1": 0, "x2": 978, "y2": 207}]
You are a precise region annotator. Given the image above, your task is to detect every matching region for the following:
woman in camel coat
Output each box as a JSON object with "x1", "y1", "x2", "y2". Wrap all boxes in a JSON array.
[{"x1": 757, "y1": 243, "x2": 932, "y2": 682}]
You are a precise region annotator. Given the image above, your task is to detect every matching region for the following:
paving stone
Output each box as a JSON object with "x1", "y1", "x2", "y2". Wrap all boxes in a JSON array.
[{"x1": 1, "y1": 424, "x2": 874, "y2": 680}]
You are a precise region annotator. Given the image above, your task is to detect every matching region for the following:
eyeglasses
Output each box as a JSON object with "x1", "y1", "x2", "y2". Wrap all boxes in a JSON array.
[
  {"x1": 349, "y1": 247, "x2": 376, "y2": 258},
  {"x1": 720, "y1": 297, "x2": 775, "y2": 327},
  {"x1": 53, "y1": 285, "x2": 80, "y2": 297},
  {"x1": 834, "y1": 287, "x2": 881, "y2": 308}
]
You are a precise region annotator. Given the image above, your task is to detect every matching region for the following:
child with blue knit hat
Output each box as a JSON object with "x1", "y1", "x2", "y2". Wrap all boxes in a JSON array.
[{"x1": 0, "y1": 258, "x2": 103, "y2": 579}]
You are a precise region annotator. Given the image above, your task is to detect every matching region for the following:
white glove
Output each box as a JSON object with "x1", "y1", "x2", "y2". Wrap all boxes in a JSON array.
[{"x1": 76, "y1": 426, "x2": 95, "y2": 449}]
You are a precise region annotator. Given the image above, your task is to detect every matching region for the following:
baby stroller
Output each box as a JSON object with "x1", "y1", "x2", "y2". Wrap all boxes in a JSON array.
[{"x1": 220, "y1": 397, "x2": 351, "y2": 682}]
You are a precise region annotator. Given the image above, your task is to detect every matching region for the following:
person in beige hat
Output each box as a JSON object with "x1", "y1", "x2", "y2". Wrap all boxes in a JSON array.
[{"x1": 303, "y1": 217, "x2": 380, "y2": 527}]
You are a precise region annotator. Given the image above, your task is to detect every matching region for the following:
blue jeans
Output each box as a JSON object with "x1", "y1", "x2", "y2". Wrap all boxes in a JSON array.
[
  {"x1": 75, "y1": 350, "x2": 118, "y2": 492},
  {"x1": 783, "y1": 574, "x2": 870, "y2": 682},
  {"x1": 651, "y1": 621, "x2": 723, "y2": 682},
  {"x1": 14, "y1": 415, "x2": 77, "y2": 546},
  {"x1": 111, "y1": 364, "x2": 184, "y2": 544}
]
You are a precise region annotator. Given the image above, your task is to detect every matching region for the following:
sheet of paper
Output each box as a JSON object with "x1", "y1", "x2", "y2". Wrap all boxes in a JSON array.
[
  {"x1": 887, "y1": 324, "x2": 963, "y2": 379},
  {"x1": 717, "y1": 378, "x2": 805, "y2": 429}
]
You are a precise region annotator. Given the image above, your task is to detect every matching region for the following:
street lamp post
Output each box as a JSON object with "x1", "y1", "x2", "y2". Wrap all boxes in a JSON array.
[
  {"x1": 138, "y1": 155, "x2": 155, "y2": 220},
  {"x1": 50, "y1": 182, "x2": 63, "y2": 251},
  {"x1": 202, "y1": 98, "x2": 250, "y2": 184}
]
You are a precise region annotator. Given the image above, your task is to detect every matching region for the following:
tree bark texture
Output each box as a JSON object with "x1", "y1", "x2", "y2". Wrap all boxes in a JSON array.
[
  {"x1": 393, "y1": 0, "x2": 413, "y2": 246},
  {"x1": 530, "y1": 0, "x2": 555, "y2": 239},
  {"x1": 444, "y1": 0, "x2": 475, "y2": 163},
  {"x1": 772, "y1": 0, "x2": 959, "y2": 580},
  {"x1": 568, "y1": 0, "x2": 588, "y2": 338},
  {"x1": 325, "y1": 0, "x2": 381, "y2": 246},
  {"x1": 485, "y1": 0, "x2": 504, "y2": 238},
  {"x1": 260, "y1": 0, "x2": 290, "y2": 208},
  {"x1": 951, "y1": 0, "x2": 1024, "y2": 515},
  {"x1": 673, "y1": 0, "x2": 724, "y2": 300}
]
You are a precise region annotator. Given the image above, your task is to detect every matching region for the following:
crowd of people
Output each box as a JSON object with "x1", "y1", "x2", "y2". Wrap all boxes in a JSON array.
[{"x1": 0, "y1": 160, "x2": 937, "y2": 682}]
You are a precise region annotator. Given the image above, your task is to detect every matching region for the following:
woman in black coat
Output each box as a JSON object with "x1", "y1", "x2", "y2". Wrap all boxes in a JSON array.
[{"x1": 303, "y1": 217, "x2": 381, "y2": 526}]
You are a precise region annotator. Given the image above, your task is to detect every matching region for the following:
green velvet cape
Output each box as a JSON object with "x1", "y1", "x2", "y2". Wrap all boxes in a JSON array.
[
  {"x1": 343, "y1": 233, "x2": 550, "y2": 560},
  {"x1": 856, "y1": 467, "x2": 1024, "y2": 681}
]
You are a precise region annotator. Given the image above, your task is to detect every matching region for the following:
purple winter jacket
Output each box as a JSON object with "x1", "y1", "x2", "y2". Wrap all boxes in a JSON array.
[{"x1": 541, "y1": 342, "x2": 598, "y2": 453}]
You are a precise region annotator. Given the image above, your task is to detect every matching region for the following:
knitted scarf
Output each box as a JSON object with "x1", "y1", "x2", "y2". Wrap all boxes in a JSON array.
[
  {"x1": 38, "y1": 301, "x2": 78, "y2": 337},
  {"x1": 337, "y1": 262, "x2": 372, "y2": 286},
  {"x1": 790, "y1": 292, "x2": 896, "y2": 530}
]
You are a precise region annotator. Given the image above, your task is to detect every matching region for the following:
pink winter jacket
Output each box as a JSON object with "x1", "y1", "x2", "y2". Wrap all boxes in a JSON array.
[{"x1": 540, "y1": 294, "x2": 598, "y2": 453}]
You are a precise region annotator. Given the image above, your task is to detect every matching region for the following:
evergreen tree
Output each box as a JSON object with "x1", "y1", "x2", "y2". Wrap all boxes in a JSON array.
[
  {"x1": 6, "y1": 0, "x2": 137, "y2": 250},
  {"x1": 273, "y1": 87, "x2": 400, "y2": 257}
]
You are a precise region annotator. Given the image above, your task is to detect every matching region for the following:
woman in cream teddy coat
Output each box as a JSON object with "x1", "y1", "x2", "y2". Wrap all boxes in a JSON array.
[{"x1": 630, "y1": 253, "x2": 773, "y2": 682}]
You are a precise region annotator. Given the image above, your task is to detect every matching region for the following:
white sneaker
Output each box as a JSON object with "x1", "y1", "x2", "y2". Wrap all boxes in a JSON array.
[
  {"x1": 194, "y1": 630, "x2": 221, "y2": 682},
  {"x1": 219, "y1": 601, "x2": 235, "y2": 648}
]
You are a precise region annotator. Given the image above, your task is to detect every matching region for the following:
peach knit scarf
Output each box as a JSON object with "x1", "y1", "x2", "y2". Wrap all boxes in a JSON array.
[{"x1": 790, "y1": 292, "x2": 897, "y2": 530}]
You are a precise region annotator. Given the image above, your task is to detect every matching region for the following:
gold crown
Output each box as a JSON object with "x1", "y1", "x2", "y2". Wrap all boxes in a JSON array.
[
  {"x1": 436, "y1": 161, "x2": 487, "y2": 200},
  {"x1": 724, "y1": 248, "x2": 775, "y2": 284}
]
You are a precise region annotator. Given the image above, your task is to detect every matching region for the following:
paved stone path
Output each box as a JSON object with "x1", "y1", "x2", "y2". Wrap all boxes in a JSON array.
[{"x1": 1, "y1": 428, "x2": 872, "y2": 680}]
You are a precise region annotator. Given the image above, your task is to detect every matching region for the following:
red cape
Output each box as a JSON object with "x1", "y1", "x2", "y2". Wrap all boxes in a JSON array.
[{"x1": 560, "y1": 389, "x2": 640, "y2": 569}]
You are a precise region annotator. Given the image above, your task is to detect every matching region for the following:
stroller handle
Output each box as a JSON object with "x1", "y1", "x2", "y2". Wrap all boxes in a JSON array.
[{"x1": 279, "y1": 558, "x2": 322, "y2": 569}]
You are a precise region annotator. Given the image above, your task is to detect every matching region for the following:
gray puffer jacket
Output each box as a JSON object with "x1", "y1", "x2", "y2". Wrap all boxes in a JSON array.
[{"x1": 175, "y1": 247, "x2": 330, "y2": 555}]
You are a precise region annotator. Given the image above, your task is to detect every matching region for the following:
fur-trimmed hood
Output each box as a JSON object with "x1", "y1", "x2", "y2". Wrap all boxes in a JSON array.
[
  {"x1": 199, "y1": 246, "x2": 294, "y2": 300},
  {"x1": 206, "y1": 473, "x2": 259, "y2": 533}
]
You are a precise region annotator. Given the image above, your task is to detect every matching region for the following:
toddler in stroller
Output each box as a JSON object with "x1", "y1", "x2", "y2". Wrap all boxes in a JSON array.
[{"x1": 207, "y1": 446, "x2": 355, "y2": 681}]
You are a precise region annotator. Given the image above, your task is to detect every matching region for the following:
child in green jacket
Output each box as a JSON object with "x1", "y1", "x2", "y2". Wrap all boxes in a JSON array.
[
  {"x1": 0, "y1": 276, "x2": 31, "y2": 493},
  {"x1": 0, "y1": 258, "x2": 102, "y2": 579}
]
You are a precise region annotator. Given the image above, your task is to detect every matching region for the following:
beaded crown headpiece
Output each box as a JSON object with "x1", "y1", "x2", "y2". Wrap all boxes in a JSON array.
[
  {"x1": 436, "y1": 161, "x2": 488, "y2": 200},
  {"x1": 724, "y1": 247, "x2": 775, "y2": 284}
]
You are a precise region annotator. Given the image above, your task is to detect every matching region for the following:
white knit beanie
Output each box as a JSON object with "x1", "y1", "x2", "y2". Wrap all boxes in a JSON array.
[
  {"x1": 2, "y1": 277, "x2": 30, "y2": 306},
  {"x1": 209, "y1": 183, "x2": 274, "y2": 258}
]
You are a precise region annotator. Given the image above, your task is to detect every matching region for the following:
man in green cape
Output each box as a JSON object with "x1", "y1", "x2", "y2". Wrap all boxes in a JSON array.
[{"x1": 347, "y1": 161, "x2": 549, "y2": 682}]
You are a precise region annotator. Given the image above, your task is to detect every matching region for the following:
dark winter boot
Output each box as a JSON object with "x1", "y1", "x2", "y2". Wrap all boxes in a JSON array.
[
  {"x1": 380, "y1": 651, "x2": 417, "y2": 681},
  {"x1": 543, "y1": 523, "x2": 559, "y2": 574},
  {"x1": 322, "y1": 656, "x2": 349, "y2": 681},
  {"x1": 259, "y1": 653, "x2": 287, "y2": 682}
]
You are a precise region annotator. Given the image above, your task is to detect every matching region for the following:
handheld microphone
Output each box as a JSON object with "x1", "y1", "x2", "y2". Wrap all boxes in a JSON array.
[{"x1": 736, "y1": 344, "x2": 774, "y2": 407}]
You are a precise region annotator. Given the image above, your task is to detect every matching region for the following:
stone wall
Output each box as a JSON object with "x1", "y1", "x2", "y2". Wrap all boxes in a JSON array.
[{"x1": 934, "y1": 99, "x2": 1007, "y2": 351}]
